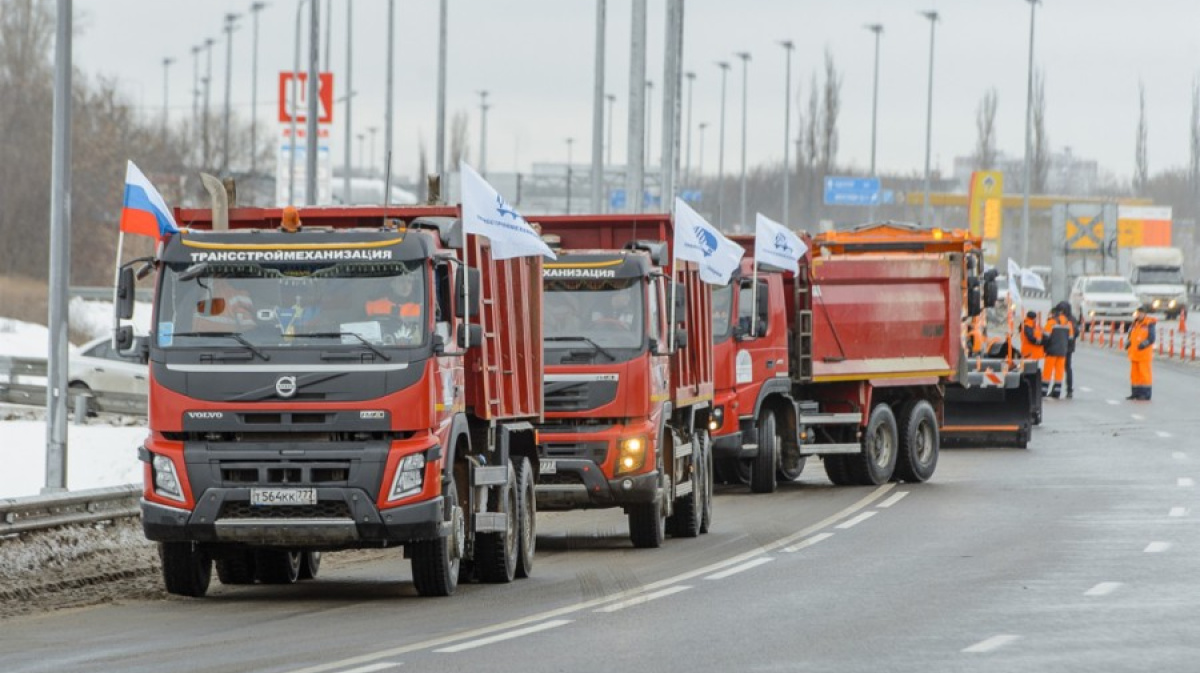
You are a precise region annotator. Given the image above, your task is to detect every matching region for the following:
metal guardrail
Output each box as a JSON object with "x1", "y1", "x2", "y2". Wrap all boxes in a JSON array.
[
  {"x1": 0, "y1": 485, "x2": 141, "y2": 536},
  {"x1": 69, "y1": 285, "x2": 153, "y2": 302},
  {"x1": 0, "y1": 355, "x2": 147, "y2": 418}
]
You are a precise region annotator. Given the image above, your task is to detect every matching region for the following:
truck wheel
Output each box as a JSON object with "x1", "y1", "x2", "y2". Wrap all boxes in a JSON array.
[
  {"x1": 750, "y1": 411, "x2": 779, "y2": 494},
  {"x1": 254, "y1": 550, "x2": 301, "y2": 584},
  {"x1": 477, "y1": 465, "x2": 518, "y2": 583},
  {"x1": 698, "y1": 431, "x2": 714, "y2": 534},
  {"x1": 298, "y1": 551, "x2": 322, "y2": 580},
  {"x1": 628, "y1": 496, "x2": 666, "y2": 548},
  {"x1": 823, "y1": 455, "x2": 854, "y2": 486},
  {"x1": 848, "y1": 404, "x2": 898, "y2": 485},
  {"x1": 513, "y1": 457, "x2": 536, "y2": 578},
  {"x1": 160, "y1": 542, "x2": 212, "y2": 598},
  {"x1": 894, "y1": 400, "x2": 939, "y2": 483},
  {"x1": 777, "y1": 442, "x2": 807, "y2": 482},
  {"x1": 411, "y1": 472, "x2": 463, "y2": 597},
  {"x1": 215, "y1": 550, "x2": 256, "y2": 585},
  {"x1": 667, "y1": 436, "x2": 702, "y2": 539}
]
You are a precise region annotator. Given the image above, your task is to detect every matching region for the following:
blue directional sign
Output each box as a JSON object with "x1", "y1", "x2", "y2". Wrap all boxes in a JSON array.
[
  {"x1": 609, "y1": 189, "x2": 627, "y2": 210},
  {"x1": 823, "y1": 176, "x2": 882, "y2": 206},
  {"x1": 680, "y1": 189, "x2": 703, "y2": 204}
]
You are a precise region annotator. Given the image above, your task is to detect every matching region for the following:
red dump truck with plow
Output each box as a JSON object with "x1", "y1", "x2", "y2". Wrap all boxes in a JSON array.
[
  {"x1": 525, "y1": 213, "x2": 714, "y2": 547},
  {"x1": 114, "y1": 203, "x2": 543, "y2": 597},
  {"x1": 710, "y1": 223, "x2": 997, "y2": 490}
]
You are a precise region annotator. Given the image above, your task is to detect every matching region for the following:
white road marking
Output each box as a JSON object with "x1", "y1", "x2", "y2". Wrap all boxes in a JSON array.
[
  {"x1": 783, "y1": 532, "x2": 834, "y2": 553},
  {"x1": 705, "y1": 557, "x2": 774, "y2": 580},
  {"x1": 835, "y1": 511, "x2": 878, "y2": 529},
  {"x1": 1081, "y1": 386, "x2": 1094, "y2": 393},
  {"x1": 1106, "y1": 399, "x2": 1120, "y2": 406},
  {"x1": 963, "y1": 635, "x2": 1021, "y2": 653},
  {"x1": 1084, "y1": 582, "x2": 1123, "y2": 597},
  {"x1": 1156, "y1": 431, "x2": 1172, "y2": 439},
  {"x1": 877, "y1": 491, "x2": 909, "y2": 508},
  {"x1": 594, "y1": 586, "x2": 692, "y2": 613},
  {"x1": 1173, "y1": 452, "x2": 1188, "y2": 460},
  {"x1": 1169, "y1": 507, "x2": 1188, "y2": 517},
  {"x1": 1144, "y1": 542, "x2": 1172, "y2": 553},
  {"x1": 1178, "y1": 478, "x2": 1195, "y2": 487},
  {"x1": 1131, "y1": 413, "x2": 1146, "y2": 421},
  {"x1": 335, "y1": 665, "x2": 401, "y2": 673},
  {"x1": 278, "y1": 486, "x2": 897, "y2": 673},
  {"x1": 433, "y1": 620, "x2": 573, "y2": 653}
]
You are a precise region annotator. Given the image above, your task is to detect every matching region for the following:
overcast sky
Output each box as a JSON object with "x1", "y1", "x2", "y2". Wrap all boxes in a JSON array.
[{"x1": 73, "y1": 0, "x2": 1200, "y2": 186}]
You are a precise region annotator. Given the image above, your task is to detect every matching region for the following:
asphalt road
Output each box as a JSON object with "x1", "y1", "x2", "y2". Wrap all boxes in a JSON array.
[{"x1": 3, "y1": 343, "x2": 1199, "y2": 673}]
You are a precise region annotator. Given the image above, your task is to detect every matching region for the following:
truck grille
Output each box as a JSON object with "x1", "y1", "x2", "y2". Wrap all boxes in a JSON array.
[
  {"x1": 543, "y1": 381, "x2": 619, "y2": 412},
  {"x1": 542, "y1": 441, "x2": 608, "y2": 463},
  {"x1": 218, "y1": 461, "x2": 352, "y2": 485},
  {"x1": 539, "y1": 472, "x2": 587, "y2": 487},
  {"x1": 218, "y1": 501, "x2": 352, "y2": 519}
]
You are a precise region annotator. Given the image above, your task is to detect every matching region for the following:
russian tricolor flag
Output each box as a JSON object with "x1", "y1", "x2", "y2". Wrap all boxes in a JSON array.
[{"x1": 120, "y1": 160, "x2": 179, "y2": 239}]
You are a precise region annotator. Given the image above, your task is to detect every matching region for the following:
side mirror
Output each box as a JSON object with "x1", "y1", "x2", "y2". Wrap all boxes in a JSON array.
[
  {"x1": 673, "y1": 327, "x2": 689, "y2": 351},
  {"x1": 732, "y1": 323, "x2": 748, "y2": 340},
  {"x1": 673, "y1": 281, "x2": 688, "y2": 324},
  {"x1": 755, "y1": 320, "x2": 768, "y2": 338},
  {"x1": 982, "y1": 269, "x2": 999, "y2": 308},
  {"x1": 756, "y1": 287, "x2": 769, "y2": 326},
  {"x1": 433, "y1": 333, "x2": 446, "y2": 356},
  {"x1": 966, "y1": 276, "x2": 983, "y2": 317},
  {"x1": 117, "y1": 267, "x2": 136, "y2": 320},
  {"x1": 114, "y1": 325, "x2": 134, "y2": 352},
  {"x1": 457, "y1": 323, "x2": 483, "y2": 349},
  {"x1": 455, "y1": 266, "x2": 481, "y2": 319},
  {"x1": 197, "y1": 297, "x2": 227, "y2": 316}
]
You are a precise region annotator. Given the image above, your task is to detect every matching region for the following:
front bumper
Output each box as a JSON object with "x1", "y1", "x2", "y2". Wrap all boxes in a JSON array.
[
  {"x1": 711, "y1": 430, "x2": 751, "y2": 458},
  {"x1": 141, "y1": 489, "x2": 444, "y2": 549},
  {"x1": 535, "y1": 422, "x2": 659, "y2": 510}
]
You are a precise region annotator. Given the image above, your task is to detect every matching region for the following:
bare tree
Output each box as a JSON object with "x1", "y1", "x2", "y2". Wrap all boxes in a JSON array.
[
  {"x1": 1134, "y1": 79, "x2": 1148, "y2": 195},
  {"x1": 818, "y1": 48, "x2": 842, "y2": 177},
  {"x1": 975, "y1": 88, "x2": 998, "y2": 170},
  {"x1": 1032, "y1": 70, "x2": 1049, "y2": 193},
  {"x1": 803, "y1": 73, "x2": 820, "y2": 221},
  {"x1": 448, "y1": 111, "x2": 470, "y2": 167}
]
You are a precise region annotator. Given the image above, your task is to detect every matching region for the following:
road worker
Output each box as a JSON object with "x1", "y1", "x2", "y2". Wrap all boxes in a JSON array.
[
  {"x1": 365, "y1": 273, "x2": 423, "y2": 344},
  {"x1": 1127, "y1": 307, "x2": 1157, "y2": 401},
  {"x1": 1058, "y1": 301, "x2": 1081, "y2": 398},
  {"x1": 1042, "y1": 305, "x2": 1074, "y2": 399},
  {"x1": 1020, "y1": 310, "x2": 1044, "y2": 367}
]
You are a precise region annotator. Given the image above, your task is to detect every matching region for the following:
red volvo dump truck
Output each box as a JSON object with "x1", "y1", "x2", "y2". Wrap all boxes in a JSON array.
[
  {"x1": 114, "y1": 205, "x2": 543, "y2": 597},
  {"x1": 525, "y1": 214, "x2": 714, "y2": 548},
  {"x1": 709, "y1": 223, "x2": 988, "y2": 490}
]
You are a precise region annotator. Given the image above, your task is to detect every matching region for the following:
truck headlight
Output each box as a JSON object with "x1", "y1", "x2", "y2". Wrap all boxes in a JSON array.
[
  {"x1": 1168, "y1": 299, "x2": 1178, "y2": 309},
  {"x1": 152, "y1": 454, "x2": 185, "y2": 502},
  {"x1": 709, "y1": 406, "x2": 724, "y2": 431},
  {"x1": 1152, "y1": 298, "x2": 1162, "y2": 309},
  {"x1": 388, "y1": 453, "x2": 426, "y2": 501},
  {"x1": 616, "y1": 436, "x2": 647, "y2": 474}
]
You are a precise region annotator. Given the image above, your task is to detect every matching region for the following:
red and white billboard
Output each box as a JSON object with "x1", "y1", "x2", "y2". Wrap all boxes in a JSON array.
[{"x1": 278, "y1": 72, "x2": 334, "y2": 124}]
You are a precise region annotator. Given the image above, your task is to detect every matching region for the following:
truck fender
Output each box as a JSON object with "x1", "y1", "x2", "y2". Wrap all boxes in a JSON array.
[
  {"x1": 443, "y1": 413, "x2": 472, "y2": 473},
  {"x1": 751, "y1": 378, "x2": 794, "y2": 424}
]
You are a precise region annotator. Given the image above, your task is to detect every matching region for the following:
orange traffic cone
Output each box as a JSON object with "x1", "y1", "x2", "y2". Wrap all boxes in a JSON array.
[{"x1": 1180, "y1": 307, "x2": 1188, "y2": 333}]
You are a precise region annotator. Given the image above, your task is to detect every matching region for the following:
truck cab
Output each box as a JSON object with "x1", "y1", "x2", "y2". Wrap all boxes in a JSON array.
[{"x1": 1129, "y1": 247, "x2": 1187, "y2": 318}]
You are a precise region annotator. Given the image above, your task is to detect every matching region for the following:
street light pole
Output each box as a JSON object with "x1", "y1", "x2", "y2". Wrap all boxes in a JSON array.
[
  {"x1": 203, "y1": 37, "x2": 215, "y2": 166},
  {"x1": 606, "y1": 93, "x2": 616, "y2": 169},
  {"x1": 779, "y1": 40, "x2": 793, "y2": 227},
  {"x1": 716, "y1": 60, "x2": 730, "y2": 227},
  {"x1": 625, "y1": 0, "x2": 647, "y2": 214},
  {"x1": 357, "y1": 133, "x2": 365, "y2": 172},
  {"x1": 1020, "y1": 0, "x2": 1040, "y2": 265},
  {"x1": 698, "y1": 121, "x2": 708, "y2": 177},
  {"x1": 435, "y1": 0, "x2": 448, "y2": 192},
  {"x1": 566, "y1": 137, "x2": 575, "y2": 214},
  {"x1": 478, "y1": 91, "x2": 490, "y2": 176},
  {"x1": 385, "y1": 0, "x2": 395, "y2": 189},
  {"x1": 591, "y1": 0, "x2": 606, "y2": 213},
  {"x1": 684, "y1": 71, "x2": 695, "y2": 187},
  {"x1": 736, "y1": 51, "x2": 751, "y2": 231},
  {"x1": 162, "y1": 57, "x2": 175, "y2": 135},
  {"x1": 250, "y1": 2, "x2": 266, "y2": 178},
  {"x1": 865, "y1": 24, "x2": 883, "y2": 177},
  {"x1": 191, "y1": 45, "x2": 201, "y2": 130},
  {"x1": 645, "y1": 79, "x2": 654, "y2": 170},
  {"x1": 290, "y1": 0, "x2": 309, "y2": 205},
  {"x1": 343, "y1": 0, "x2": 352, "y2": 204},
  {"x1": 920, "y1": 10, "x2": 939, "y2": 227},
  {"x1": 222, "y1": 12, "x2": 240, "y2": 174},
  {"x1": 305, "y1": 0, "x2": 320, "y2": 204},
  {"x1": 368, "y1": 126, "x2": 378, "y2": 175},
  {"x1": 660, "y1": 0, "x2": 684, "y2": 207}
]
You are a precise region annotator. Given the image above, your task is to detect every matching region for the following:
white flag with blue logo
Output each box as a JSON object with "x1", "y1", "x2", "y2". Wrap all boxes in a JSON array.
[
  {"x1": 460, "y1": 161, "x2": 556, "y2": 260},
  {"x1": 1019, "y1": 267, "x2": 1046, "y2": 292},
  {"x1": 754, "y1": 213, "x2": 805, "y2": 275},
  {"x1": 1007, "y1": 258, "x2": 1023, "y2": 307},
  {"x1": 673, "y1": 198, "x2": 744, "y2": 284}
]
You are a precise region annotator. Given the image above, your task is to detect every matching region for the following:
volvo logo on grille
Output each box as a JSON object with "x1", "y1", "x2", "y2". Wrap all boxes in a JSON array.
[
  {"x1": 187, "y1": 411, "x2": 224, "y2": 419},
  {"x1": 275, "y1": 376, "x2": 298, "y2": 398}
]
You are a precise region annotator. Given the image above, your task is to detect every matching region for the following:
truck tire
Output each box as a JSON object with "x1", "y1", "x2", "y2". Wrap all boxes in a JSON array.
[
  {"x1": 823, "y1": 455, "x2": 854, "y2": 486},
  {"x1": 847, "y1": 403, "x2": 898, "y2": 485},
  {"x1": 477, "y1": 465, "x2": 518, "y2": 583},
  {"x1": 628, "y1": 495, "x2": 666, "y2": 549},
  {"x1": 750, "y1": 411, "x2": 779, "y2": 494},
  {"x1": 894, "y1": 400, "x2": 939, "y2": 483},
  {"x1": 254, "y1": 550, "x2": 301, "y2": 584},
  {"x1": 513, "y1": 457, "x2": 536, "y2": 579},
  {"x1": 298, "y1": 551, "x2": 322, "y2": 580},
  {"x1": 160, "y1": 542, "x2": 212, "y2": 598},
  {"x1": 777, "y1": 447, "x2": 807, "y2": 483},
  {"x1": 411, "y1": 472, "x2": 463, "y2": 597},
  {"x1": 667, "y1": 435, "x2": 702, "y2": 539},
  {"x1": 698, "y1": 430, "x2": 714, "y2": 534},
  {"x1": 215, "y1": 550, "x2": 256, "y2": 585}
]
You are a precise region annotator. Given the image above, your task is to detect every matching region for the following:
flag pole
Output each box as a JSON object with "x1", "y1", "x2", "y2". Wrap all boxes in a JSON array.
[
  {"x1": 669, "y1": 202, "x2": 679, "y2": 352},
  {"x1": 111, "y1": 230, "x2": 126, "y2": 349},
  {"x1": 750, "y1": 249, "x2": 758, "y2": 337}
]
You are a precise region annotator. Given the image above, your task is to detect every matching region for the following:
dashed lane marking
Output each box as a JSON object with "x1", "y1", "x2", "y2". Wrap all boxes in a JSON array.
[
  {"x1": 1131, "y1": 413, "x2": 1146, "y2": 420},
  {"x1": 1106, "y1": 399, "x2": 1120, "y2": 406},
  {"x1": 1084, "y1": 582, "x2": 1123, "y2": 597},
  {"x1": 433, "y1": 620, "x2": 573, "y2": 653},
  {"x1": 1081, "y1": 386, "x2": 1094, "y2": 393},
  {"x1": 594, "y1": 586, "x2": 692, "y2": 613},
  {"x1": 835, "y1": 511, "x2": 878, "y2": 529},
  {"x1": 783, "y1": 532, "x2": 834, "y2": 553},
  {"x1": 1173, "y1": 452, "x2": 1188, "y2": 460},
  {"x1": 1156, "y1": 431, "x2": 1173, "y2": 439},
  {"x1": 1178, "y1": 478, "x2": 1195, "y2": 487},
  {"x1": 1169, "y1": 507, "x2": 1187, "y2": 517},
  {"x1": 963, "y1": 635, "x2": 1021, "y2": 653},
  {"x1": 877, "y1": 491, "x2": 909, "y2": 508},
  {"x1": 336, "y1": 665, "x2": 401, "y2": 673},
  {"x1": 1144, "y1": 542, "x2": 1172, "y2": 553},
  {"x1": 705, "y1": 557, "x2": 774, "y2": 580}
]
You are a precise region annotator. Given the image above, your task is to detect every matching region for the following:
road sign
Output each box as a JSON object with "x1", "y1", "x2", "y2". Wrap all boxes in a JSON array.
[
  {"x1": 823, "y1": 176, "x2": 881, "y2": 206},
  {"x1": 680, "y1": 189, "x2": 702, "y2": 203},
  {"x1": 278, "y1": 72, "x2": 334, "y2": 124},
  {"x1": 609, "y1": 189, "x2": 626, "y2": 210}
]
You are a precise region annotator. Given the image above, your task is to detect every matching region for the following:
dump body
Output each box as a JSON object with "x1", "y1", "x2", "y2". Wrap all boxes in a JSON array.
[{"x1": 129, "y1": 205, "x2": 543, "y2": 596}]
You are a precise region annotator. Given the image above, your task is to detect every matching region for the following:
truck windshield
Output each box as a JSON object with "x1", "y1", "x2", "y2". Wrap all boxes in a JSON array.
[
  {"x1": 155, "y1": 261, "x2": 429, "y2": 349},
  {"x1": 712, "y1": 283, "x2": 734, "y2": 342},
  {"x1": 1134, "y1": 268, "x2": 1184, "y2": 285},
  {"x1": 544, "y1": 278, "x2": 644, "y2": 350}
]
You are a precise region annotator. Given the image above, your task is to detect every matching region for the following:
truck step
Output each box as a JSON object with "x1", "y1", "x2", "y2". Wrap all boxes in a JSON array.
[
  {"x1": 675, "y1": 440, "x2": 693, "y2": 459},
  {"x1": 474, "y1": 512, "x2": 508, "y2": 533},
  {"x1": 472, "y1": 466, "x2": 509, "y2": 487},
  {"x1": 675, "y1": 479, "x2": 694, "y2": 497},
  {"x1": 801, "y1": 413, "x2": 862, "y2": 425},
  {"x1": 800, "y1": 443, "x2": 862, "y2": 455}
]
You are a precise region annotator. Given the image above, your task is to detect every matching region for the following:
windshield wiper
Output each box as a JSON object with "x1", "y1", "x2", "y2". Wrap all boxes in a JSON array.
[
  {"x1": 544, "y1": 335, "x2": 616, "y2": 361},
  {"x1": 170, "y1": 331, "x2": 271, "y2": 361},
  {"x1": 294, "y1": 332, "x2": 391, "y2": 361}
]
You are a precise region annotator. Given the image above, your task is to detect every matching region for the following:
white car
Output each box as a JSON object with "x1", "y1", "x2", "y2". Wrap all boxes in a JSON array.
[
  {"x1": 1069, "y1": 276, "x2": 1140, "y2": 327},
  {"x1": 68, "y1": 337, "x2": 148, "y2": 415}
]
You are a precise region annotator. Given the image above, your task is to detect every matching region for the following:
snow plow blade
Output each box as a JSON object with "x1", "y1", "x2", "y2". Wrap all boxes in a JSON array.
[{"x1": 941, "y1": 361, "x2": 1042, "y2": 449}]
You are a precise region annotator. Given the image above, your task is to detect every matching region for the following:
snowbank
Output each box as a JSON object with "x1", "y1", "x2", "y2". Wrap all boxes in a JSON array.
[{"x1": 0, "y1": 419, "x2": 146, "y2": 499}]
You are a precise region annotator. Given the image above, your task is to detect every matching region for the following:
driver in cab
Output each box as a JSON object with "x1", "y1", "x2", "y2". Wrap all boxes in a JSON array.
[{"x1": 365, "y1": 273, "x2": 423, "y2": 344}]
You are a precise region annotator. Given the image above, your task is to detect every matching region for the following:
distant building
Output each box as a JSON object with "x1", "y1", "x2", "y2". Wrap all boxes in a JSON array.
[{"x1": 953, "y1": 148, "x2": 1100, "y2": 195}]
